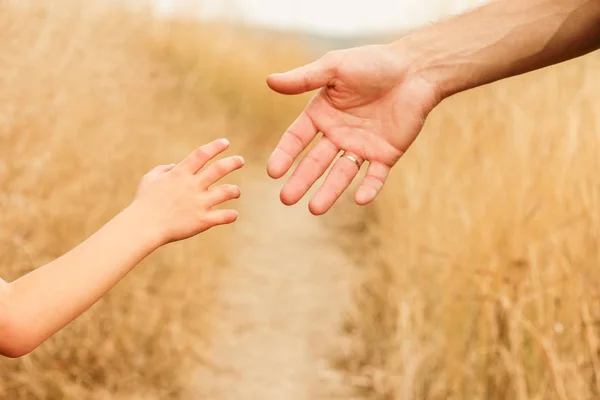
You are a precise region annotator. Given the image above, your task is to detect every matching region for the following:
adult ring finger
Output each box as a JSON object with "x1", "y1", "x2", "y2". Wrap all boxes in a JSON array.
[{"x1": 340, "y1": 151, "x2": 363, "y2": 169}]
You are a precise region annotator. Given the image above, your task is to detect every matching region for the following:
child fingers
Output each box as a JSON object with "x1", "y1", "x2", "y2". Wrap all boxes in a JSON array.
[
  {"x1": 204, "y1": 185, "x2": 241, "y2": 208},
  {"x1": 198, "y1": 155, "x2": 245, "y2": 188},
  {"x1": 203, "y1": 209, "x2": 239, "y2": 227},
  {"x1": 145, "y1": 163, "x2": 176, "y2": 178},
  {"x1": 177, "y1": 138, "x2": 231, "y2": 174},
  {"x1": 154, "y1": 163, "x2": 177, "y2": 174}
]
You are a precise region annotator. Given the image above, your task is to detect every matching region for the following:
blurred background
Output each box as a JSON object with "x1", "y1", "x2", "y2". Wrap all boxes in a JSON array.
[
  {"x1": 153, "y1": 0, "x2": 488, "y2": 35},
  {"x1": 0, "y1": 0, "x2": 599, "y2": 399}
]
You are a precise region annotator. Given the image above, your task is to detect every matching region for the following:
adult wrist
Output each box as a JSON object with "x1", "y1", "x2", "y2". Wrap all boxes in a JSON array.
[{"x1": 387, "y1": 34, "x2": 455, "y2": 104}]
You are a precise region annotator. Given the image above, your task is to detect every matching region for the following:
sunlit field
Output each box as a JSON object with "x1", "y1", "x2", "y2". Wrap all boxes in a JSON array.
[
  {"x1": 338, "y1": 54, "x2": 600, "y2": 399},
  {"x1": 0, "y1": 1, "x2": 310, "y2": 398},
  {"x1": 1, "y1": 1, "x2": 600, "y2": 399}
]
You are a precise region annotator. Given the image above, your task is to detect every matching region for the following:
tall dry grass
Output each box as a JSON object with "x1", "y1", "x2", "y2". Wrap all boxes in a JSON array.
[
  {"x1": 5, "y1": 1, "x2": 599, "y2": 399},
  {"x1": 0, "y1": 2, "x2": 311, "y2": 398},
  {"x1": 338, "y1": 53, "x2": 600, "y2": 399}
]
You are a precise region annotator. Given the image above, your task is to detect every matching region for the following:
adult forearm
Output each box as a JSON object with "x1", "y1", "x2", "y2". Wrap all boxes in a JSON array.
[
  {"x1": 1, "y1": 206, "x2": 160, "y2": 357},
  {"x1": 395, "y1": 0, "x2": 600, "y2": 100}
]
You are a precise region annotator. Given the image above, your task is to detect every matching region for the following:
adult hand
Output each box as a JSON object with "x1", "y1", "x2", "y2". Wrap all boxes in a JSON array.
[{"x1": 266, "y1": 44, "x2": 440, "y2": 215}]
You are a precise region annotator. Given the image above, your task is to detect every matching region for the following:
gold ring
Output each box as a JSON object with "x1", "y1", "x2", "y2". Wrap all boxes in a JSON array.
[{"x1": 341, "y1": 153, "x2": 361, "y2": 168}]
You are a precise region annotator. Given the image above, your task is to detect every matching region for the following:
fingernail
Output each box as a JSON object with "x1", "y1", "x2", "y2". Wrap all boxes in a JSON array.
[
  {"x1": 220, "y1": 138, "x2": 230, "y2": 146},
  {"x1": 237, "y1": 156, "x2": 245, "y2": 165}
]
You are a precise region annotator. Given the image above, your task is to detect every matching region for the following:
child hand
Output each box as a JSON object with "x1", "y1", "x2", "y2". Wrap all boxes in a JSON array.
[{"x1": 131, "y1": 138, "x2": 244, "y2": 246}]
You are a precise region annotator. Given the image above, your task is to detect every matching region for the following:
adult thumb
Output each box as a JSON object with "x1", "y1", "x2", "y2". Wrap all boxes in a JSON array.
[{"x1": 266, "y1": 53, "x2": 337, "y2": 95}]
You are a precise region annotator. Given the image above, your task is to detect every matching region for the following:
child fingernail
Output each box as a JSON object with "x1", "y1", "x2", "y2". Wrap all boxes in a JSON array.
[
  {"x1": 237, "y1": 156, "x2": 245, "y2": 165},
  {"x1": 220, "y1": 138, "x2": 230, "y2": 146}
]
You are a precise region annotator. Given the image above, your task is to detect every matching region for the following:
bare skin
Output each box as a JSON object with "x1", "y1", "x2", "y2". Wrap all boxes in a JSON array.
[
  {"x1": 266, "y1": 0, "x2": 600, "y2": 215},
  {"x1": 0, "y1": 139, "x2": 244, "y2": 358}
]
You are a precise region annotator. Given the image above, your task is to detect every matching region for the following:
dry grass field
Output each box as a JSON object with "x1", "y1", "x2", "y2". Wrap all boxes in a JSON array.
[
  {"x1": 338, "y1": 53, "x2": 600, "y2": 400},
  {"x1": 1, "y1": 1, "x2": 600, "y2": 400},
  {"x1": 0, "y1": 2, "x2": 311, "y2": 398}
]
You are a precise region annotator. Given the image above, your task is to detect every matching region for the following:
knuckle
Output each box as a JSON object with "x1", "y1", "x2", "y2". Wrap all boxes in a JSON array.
[
  {"x1": 194, "y1": 148, "x2": 209, "y2": 162},
  {"x1": 169, "y1": 168, "x2": 183, "y2": 178},
  {"x1": 214, "y1": 162, "x2": 229, "y2": 176},
  {"x1": 285, "y1": 130, "x2": 304, "y2": 149},
  {"x1": 302, "y1": 75, "x2": 314, "y2": 92},
  {"x1": 146, "y1": 166, "x2": 160, "y2": 175},
  {"x1": 305, "y1": 152, "x2": 325, "y2": 168},
  {"x1": 143, "y1": 170, "x2": 158, "y2": 182},
  {"x1": 365, "y1": 176, "x2": 384, "y2": 190},
  {"x1": 198, "y1": 213, "x2": 212, "y2": 226}
]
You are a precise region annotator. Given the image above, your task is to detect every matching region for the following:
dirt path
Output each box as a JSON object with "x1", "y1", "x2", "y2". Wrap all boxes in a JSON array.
[{"x1": 195, "y1": 167, "x2": 356, "y2": 399}]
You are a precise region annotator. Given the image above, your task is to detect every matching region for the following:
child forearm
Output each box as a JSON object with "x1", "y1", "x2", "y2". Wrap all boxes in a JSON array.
[
  {"x1": 0, "y1": 206, "x2": 160, "y2": 358},
  {"x1": 0, "y1": 138, "x2": 244, "y2": 358}
]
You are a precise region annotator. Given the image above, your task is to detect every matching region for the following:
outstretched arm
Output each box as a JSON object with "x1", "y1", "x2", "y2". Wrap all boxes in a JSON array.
[
  {"x1": 266, "y1": 0, "x2": 600, "y2": 215},
  {"x1": 0, "y1": 139, "x2": 244, "y2": 358},
  {"x1": 401, "y1": 0, "x2": 600, "y2": 99}
]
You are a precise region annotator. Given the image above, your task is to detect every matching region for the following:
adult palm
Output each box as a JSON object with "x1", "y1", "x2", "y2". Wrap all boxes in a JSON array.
[{"x1": 266, "y1": 44, "x2": 440, "y2": 215}]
